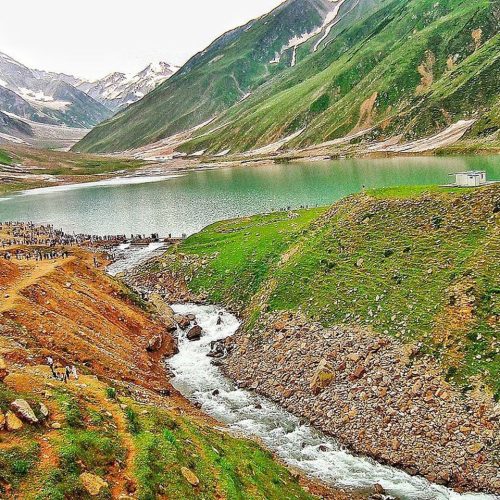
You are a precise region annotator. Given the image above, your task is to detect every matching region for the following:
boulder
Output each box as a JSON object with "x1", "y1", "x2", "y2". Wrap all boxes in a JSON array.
[
  {"x1": 310, "y1": 359, "x2": 335, "y2": 395},
  {"x1": 147, "y1": 334, "x2": 163, "y2": 352},
  {"x1": 5, "y1": 411, "x2": 23, "y2": 431},
  {"x1": 181, "y1": 467, "x2": 200, "y2": 487},
  {"x1": 39, "y1": 403, "x2": 50, "y2": 421},
  {"x1": 11, "y1": 399, "x2": 38, "y2": 424},
  {"x1": 174, "y1": 314, "x2": 191, "y2": 329},
  {"x1": 187, "y1": 325, "x2": 203, "y2": 341},
  {"x1": 80, "y1": 472, "x2": 108, "y2": 496}
]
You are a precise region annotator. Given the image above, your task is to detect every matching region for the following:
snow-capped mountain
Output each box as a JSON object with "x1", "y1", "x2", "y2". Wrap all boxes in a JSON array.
[
  {"x1": 0, "y1": 51, "x2": 177, "y2": 147},
  {"x1": 77, "y1": 62, "x2": 178, "y2": 111},
  {"x1": 0, "y1": 51, "x2": 111, "y2": 129}
]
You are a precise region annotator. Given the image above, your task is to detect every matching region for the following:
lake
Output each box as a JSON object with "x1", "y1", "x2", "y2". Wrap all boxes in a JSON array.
[{"x1": 1, "y1": 155, "x2": 499, "y2": 236}]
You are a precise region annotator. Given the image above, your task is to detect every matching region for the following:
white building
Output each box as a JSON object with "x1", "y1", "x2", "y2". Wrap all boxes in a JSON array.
[{"x1": 449, "y1": 171, "x2": 487, "y2": 187}]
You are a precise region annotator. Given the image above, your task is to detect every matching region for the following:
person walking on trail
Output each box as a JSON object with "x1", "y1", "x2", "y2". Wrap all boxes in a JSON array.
[
  {"x1": 71, "y1": 365, "x2": 78, "y2": 380},
  {"x1": 47, "y1": 356, "x2": 56, "y2": 378},
  {"x1": 64, "y1": 366, "x2": 71, "y2": 383}
]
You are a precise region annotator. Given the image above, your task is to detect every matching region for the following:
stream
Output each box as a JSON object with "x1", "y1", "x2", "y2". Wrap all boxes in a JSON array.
[
  {"x1": 108, "y1": 241, "x2": 495, "y2": 500},
  {"x1": 169, "y1": 304, "x2": 495, "y2": 500}
]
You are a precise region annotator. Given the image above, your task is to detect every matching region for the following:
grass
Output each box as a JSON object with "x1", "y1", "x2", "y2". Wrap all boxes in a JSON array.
[
  {"x1": 365, "y1": 184, "x2": 471, "y2": 198},
  {"x1": 161, "y1": 208, "x2": 327, "y2": 310},
  {"x1": 157, "y1": 185, "x2": 499, "y2": 397},
  {"x1": 0, "y1": 443, "x2": 40, "y2": 492},
  {"x1": 0, "y1": 382, "x2": 44, "y2": 496},
  {"x1": 128, "y1": 401, "x2": 314, "y2": 500},
  {"x1": 37, "y1": 389, "x2": 121, "y2": 499},
  {"x1": 0, "y1": 149, "x2": 13, "y2": 165}
]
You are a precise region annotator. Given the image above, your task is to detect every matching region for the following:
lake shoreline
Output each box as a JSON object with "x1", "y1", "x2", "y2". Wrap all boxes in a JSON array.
[{"x1": 2, "y1": 144, "x2": 499, "y2": 198}]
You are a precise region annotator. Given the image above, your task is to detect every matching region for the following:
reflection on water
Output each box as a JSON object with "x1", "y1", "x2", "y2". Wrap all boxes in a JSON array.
[{"x1": 1, "y1": 156, "x2": 498, "y2": 236}]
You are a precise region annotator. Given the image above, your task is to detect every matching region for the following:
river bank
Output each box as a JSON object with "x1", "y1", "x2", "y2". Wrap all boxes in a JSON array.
[{"x1": 122, "y1": 184, "x2": 500, "y2": 496}]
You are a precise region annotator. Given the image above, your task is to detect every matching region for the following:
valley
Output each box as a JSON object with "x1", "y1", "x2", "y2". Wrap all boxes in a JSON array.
[
  {"x1": 124, "y1": 184, "x2": 500, "y2": 495},
  {"x1": 0, "y1": 0, "x2": 499, "y2": 498}
]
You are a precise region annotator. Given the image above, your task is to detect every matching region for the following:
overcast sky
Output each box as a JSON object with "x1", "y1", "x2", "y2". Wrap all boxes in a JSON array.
[{"x1": 1, "y1": 0, "x2": 284, "y2": 80}]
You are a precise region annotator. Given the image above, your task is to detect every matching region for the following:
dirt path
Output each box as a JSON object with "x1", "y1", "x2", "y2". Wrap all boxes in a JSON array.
[
  {"x1": 81, "y1": 376, "x2": 137, "y2": 498},
  {"x1": 0, "y1": 257, "x2": 74, "y2": 313}
]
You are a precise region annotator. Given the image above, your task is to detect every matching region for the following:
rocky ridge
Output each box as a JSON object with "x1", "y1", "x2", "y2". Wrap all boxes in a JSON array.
[{"x1": 220, "y1": 311, "x2": 500, "y2": 494}]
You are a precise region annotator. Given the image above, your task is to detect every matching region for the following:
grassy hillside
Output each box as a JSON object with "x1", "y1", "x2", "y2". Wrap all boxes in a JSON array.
[
  {"x1": 0, "y1": 365, "x2": 317, "y2": 499},
  {"x1": 74, "y1": 0, "x2": 345, "y2": 153},
  {"x1": 154, "y1": 185, "x2": 500, "y2": 398},
  {"x1": 181, "y1": 0, "x2": 499, "y2": 155},
  {"x1": 75, "y1": 0, "x2": 499, "y2": 155}
]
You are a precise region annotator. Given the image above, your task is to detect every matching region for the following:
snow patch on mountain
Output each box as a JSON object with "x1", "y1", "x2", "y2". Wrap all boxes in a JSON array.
[
  {"x1": 276, "y1": 0, "x2": 346, "y2": 66},
  {"x1": 79, "y1": 62, "x2": 179, "y2": 111}
]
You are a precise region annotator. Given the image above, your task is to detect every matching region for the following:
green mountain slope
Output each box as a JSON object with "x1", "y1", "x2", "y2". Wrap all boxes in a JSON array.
[
  {"x1": 180, "y1": 0, "x2": 499, "y2": 154},
  {"x1": 75, "y1": 0, "x2": 348, "y2": 153},
  {"x1": 148, "y1": 184, "x2": 500, "y2": 398},
  {"x1": 75, "y1": 0, "x2": 499, "y2": 155}
]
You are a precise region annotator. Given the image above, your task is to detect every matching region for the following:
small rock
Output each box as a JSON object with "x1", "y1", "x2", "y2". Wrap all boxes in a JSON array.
[
  {"x1": 310, "y1": 359, "x2": 335, "y2": 395},
  {"x1": 374, "y1": 484, "x2": 385, "y2": 494},
  {"x1": 349, "y1": 364, "x2": 366, "y2": 381},
  {"x1": 51, "y1": 422, "x2": 62, "y2": 429},
  {"x1": 0, "y1": 356, "x2": 8, "y2": 381},
  {"x1": 147, "y1": 334, "x2": 163, "y2": 352},
  {"x1": 11, "y1": 399, "x2": 38, "y2": 424},
  {"x1": 467, "y1": 443, "x2": 484, "y2": 454},
  {"x1": 174, "y1": 314, "x2": 191, "y2": 329},
  {"x1": 80, "y1": 472, "x2": 108, "y2": 496},
  {"x1": 5, "y1": 411, "x2": 23, "y2": 431},
  {"x1": 181, "y1": 467, "x2": 200, "y2": 487},
  {"x1": 39, "y1": 403, "x2": 49, "y2": 421},
  {"x1": 187, "y1": 325, "x2": 203, "y2": 341}
]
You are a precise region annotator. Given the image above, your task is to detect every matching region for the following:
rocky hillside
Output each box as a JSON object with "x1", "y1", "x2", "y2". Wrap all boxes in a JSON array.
[
  {"x1": 75, "y1": 0, "x2": 499, "y2": 156},
  {"x1": 0, "y1": 231, "x2": 329, "y2": 499},
  {"x1": 129, "y1": 184, "x2": 500, "y2": 494},
  {"x1": 74, "y1": 0, "x2": 353, "y2": 153},
  {"x1": 0, "y1": 52, "x2": 111, "y2": 130}
]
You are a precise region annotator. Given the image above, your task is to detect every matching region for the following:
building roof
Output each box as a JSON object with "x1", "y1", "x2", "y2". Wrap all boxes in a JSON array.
[{"x1": 449, "y1": 171, "x2": 486, "y2": 176}]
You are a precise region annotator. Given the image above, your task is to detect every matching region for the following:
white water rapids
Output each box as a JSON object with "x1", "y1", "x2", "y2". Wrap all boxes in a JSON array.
[
  {"x1": 169, "y1": 304, "x2": 495, "y2": 500},
  {"x1": 107, "y1": 245, "x2": 495, "y2": 500}
]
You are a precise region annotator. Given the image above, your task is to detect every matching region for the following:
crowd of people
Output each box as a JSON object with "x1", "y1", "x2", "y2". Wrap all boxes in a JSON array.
[
  {"x1": 0, "y1": 221, "x2": 164, "y2": 249},
  {"x1": 0, "y1": 221, "x2": 129, "y2": 248},
  {"x1": 2, "y1": 248, "x2": 70, "y2": 261},
  {"x1": 47, "y1": 356, "x2": 78, "y2": 383}
]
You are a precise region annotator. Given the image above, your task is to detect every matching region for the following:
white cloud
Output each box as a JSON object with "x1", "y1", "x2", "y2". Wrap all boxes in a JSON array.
[{"x1": 0, "y1": 0, "x2": 284, "y2": 80}]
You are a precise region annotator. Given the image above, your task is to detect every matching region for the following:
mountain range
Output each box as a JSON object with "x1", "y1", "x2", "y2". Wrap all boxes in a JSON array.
[
  {"x1": 0, "y1": 52, "x2": 177, "y2": 148},
  {"x1": 75, "y1": 0, "x2": 499, "y2": 155}
]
